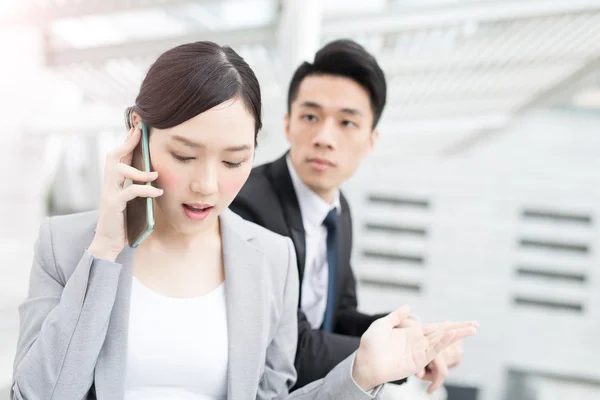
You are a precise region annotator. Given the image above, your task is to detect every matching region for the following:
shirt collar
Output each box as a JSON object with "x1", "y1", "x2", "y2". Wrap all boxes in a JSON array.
[{"x1": 286, "y1": 155, "x2": 340, "y2": 232}]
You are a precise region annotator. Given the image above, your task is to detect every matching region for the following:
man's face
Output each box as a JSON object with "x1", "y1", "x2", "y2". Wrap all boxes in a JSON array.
[{"x1": 285, "y1": 74, "x2": 379, "y2": 202}]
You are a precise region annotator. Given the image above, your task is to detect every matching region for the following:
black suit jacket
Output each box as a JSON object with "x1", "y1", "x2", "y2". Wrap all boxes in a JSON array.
[{"x1": 230, "y1": 154, "x2": 395, "y2": 389}]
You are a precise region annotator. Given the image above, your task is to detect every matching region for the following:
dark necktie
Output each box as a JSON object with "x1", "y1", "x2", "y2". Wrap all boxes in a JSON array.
[{"x1": 322, "y1": 208, "x2": 338, "y2": 333}]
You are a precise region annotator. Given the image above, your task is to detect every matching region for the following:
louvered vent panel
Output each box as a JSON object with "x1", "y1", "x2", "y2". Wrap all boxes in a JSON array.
[
  {"x1": 356, "y1": 193, "x2": 431, "y2": 294},
  {"x1": 512, "y1": 207, "x2": 592, "y2": 314}
]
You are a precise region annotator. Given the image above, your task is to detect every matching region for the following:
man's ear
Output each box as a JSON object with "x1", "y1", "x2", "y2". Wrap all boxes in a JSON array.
[
  {"x1": 284, "y1": 113, "x2": 291, "y2": 143},
  {"x1": 366, "y1": 128, "x2": 380, "y2": 156}
]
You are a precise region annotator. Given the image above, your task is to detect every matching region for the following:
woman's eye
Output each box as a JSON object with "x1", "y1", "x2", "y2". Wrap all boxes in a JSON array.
[
  {"x1": 223, "y1": 161, "x2": 243, "y2": 169},
  {"x1": 172, "y1": 153, "x2": 195, "y2": 163}
]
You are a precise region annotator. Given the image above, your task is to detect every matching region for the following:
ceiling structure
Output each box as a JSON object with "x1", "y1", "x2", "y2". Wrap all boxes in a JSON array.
[{"x1": 4, "y1": 0, "x2": 600, "y2": 153}]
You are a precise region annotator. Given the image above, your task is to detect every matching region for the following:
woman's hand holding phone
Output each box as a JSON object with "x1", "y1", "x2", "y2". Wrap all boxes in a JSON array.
[{"x1": 88, "y1": 126, "x2": 163, "y2": 262}]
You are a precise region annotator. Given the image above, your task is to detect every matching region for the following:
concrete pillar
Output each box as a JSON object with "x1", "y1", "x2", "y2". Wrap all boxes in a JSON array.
[
  {"x1": 277, "y1": 0, "x2": 323, "y2": 86},
  {"x1": 255, "y1": 0, "x2": 323, "y2": 165}
]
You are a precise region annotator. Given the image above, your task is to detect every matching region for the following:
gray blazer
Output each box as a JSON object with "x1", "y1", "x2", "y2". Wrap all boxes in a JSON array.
[{"x1": 11, "y1": 209, "x2": 381, "y2": 400}]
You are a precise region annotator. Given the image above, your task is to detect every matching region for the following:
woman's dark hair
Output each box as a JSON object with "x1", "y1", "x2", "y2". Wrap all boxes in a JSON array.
[
  {"x1": 125, "y1": 41, "x2": 262, "y2": 143},
  {"x1": 287, "y1": 39, "x2": 387, "y2": 129}
]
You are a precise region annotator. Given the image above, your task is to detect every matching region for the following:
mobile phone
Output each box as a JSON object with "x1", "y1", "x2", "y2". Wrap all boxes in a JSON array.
[{"x1": 125, "y1": 121, "x2": 155, "y2": 248}]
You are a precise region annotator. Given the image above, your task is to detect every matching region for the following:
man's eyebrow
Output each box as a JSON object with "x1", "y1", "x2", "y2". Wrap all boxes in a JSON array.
[
  {"x1": 340, "y1": 108, "x2": 362, "y2": 117},
  {"x1": 299, "y1": 101, "x2": 323, "y2": 109},
  {"x1": 300, "y1": 101, "x2": 362, "y2": 116}
]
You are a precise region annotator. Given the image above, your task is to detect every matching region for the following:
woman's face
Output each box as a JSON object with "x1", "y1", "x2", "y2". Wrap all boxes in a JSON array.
[{"x1": 135, "y1": 98, "x2": 255, "y2": 236}]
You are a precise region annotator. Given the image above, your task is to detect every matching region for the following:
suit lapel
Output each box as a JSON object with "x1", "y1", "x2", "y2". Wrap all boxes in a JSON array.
[
  {"x1": 221, "y1": 209, "x2": 267, "y2": 400},
  {"x1": 94, "y1": 245, "x2": 134, "y2": 399},
  {"x1": 267, "y1": 155, "x2": 307, "y2": 285}
]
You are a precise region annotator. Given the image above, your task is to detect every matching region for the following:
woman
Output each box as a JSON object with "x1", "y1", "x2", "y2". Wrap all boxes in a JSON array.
[{"x1": 12, "y1": 41, "x2": 477, "y2": 399}]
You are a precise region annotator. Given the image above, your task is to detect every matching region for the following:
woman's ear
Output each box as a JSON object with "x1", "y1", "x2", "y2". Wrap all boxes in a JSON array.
[{"x1": 130, "y1": 111, "x2": 142, "y2": 129}]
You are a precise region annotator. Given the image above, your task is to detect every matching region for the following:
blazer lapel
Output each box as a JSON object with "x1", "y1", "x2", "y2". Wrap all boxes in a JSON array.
[
  {"x1": 267, "y1": 154, "x2": 307, "y2": 285},
  {"x1": 94, "y1": 245, "x2": 134, "y2": 399},
  {"x1": 221, "y1": 210, "x2": 267, "y2": 400}
]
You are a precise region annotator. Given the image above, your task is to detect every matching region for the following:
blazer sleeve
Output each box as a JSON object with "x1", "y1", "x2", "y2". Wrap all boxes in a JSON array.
[
  {"x1": 11, "y1": 217, "x2": 123, "y2": 400},
  {"x1": 294, "y1": 309, "x2": 361, "y2": 389},
  {"x1": 258, "y1": 238, "x2": 383, "y2": 400},
  {"x1": 335, "y1": 267, "x2": 386, "y2": 337}
]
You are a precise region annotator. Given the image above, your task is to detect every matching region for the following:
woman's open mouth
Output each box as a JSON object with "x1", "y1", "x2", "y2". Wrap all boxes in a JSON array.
[{"x1": 182, "y1": 203, "x2": 213, "y2": 221}]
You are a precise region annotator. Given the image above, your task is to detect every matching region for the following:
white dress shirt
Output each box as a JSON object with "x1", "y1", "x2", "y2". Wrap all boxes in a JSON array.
[
  {"x1": 125, "y1": 277, "x2": 228, "y2": 400},
  {"x1": 286, "y1": 156, "x2": 340, "y2": 329}
]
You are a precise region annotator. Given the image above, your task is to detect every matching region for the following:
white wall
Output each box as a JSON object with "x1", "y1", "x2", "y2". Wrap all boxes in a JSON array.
[{"x1": 0, "y1": 26, "x2": 83, "y2": 391}]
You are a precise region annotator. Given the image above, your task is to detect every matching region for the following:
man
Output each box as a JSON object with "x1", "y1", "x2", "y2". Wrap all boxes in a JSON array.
[{"x1": 230, "y1": 39, "x2": 462, "y2": 393}]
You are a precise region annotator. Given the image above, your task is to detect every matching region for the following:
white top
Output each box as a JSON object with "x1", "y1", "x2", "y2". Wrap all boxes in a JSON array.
[
  {"x1": 286, "y1": 155, "x2": 341, "y2": 329},
  {"x1": 124, "y1": 277, "x2": 229, "y2": 400}
]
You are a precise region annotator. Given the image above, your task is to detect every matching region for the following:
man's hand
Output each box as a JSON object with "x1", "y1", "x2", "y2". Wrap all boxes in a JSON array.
[
  {"x1": 417, "y1": 356, "x2": 448, "y2": 394},
  {"x1": 351, "y1": 305, "x2": 478, "y2": 392},
  {"x1": 440, "y1": 340, "x2": 464, "y2": 369},
  {"x1": 416, "y1": 332, "x2": 465, "y2": 393}
]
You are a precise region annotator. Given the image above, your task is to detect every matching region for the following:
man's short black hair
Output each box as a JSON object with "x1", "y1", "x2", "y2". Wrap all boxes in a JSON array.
[{"x1": 287, "y1": 39, "x2": 387, "y2": 129}]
